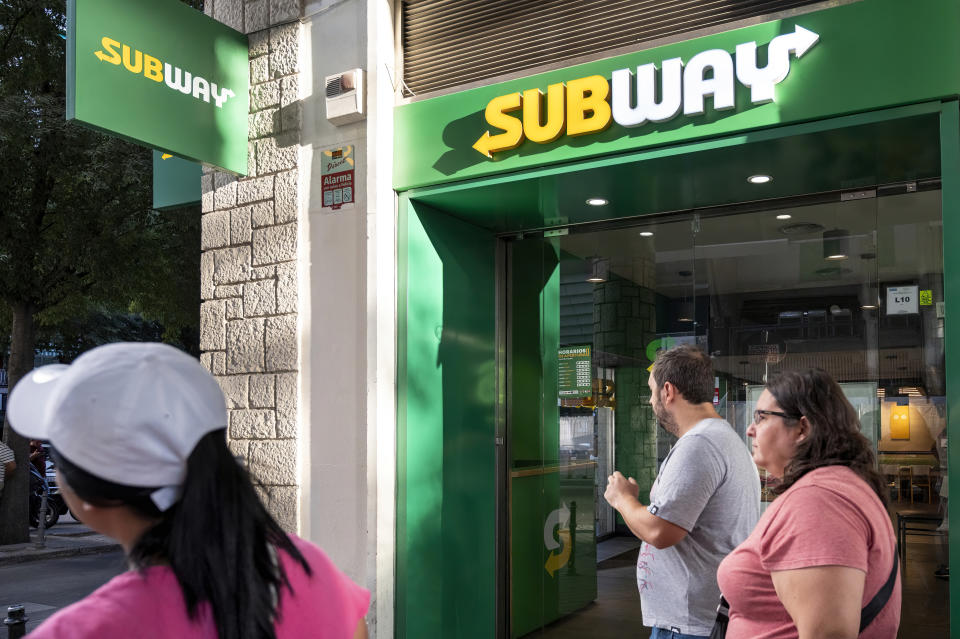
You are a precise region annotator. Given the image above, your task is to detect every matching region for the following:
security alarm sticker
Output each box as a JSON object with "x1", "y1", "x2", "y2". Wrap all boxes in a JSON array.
[{"x1": 321, "y1": 146, "x2": 355, "y2": 209}]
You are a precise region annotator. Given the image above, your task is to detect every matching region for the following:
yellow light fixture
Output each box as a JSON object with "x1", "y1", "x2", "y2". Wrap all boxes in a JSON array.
[{"x1": 890, "y1": 404, "x2": 910, "y2": 440}]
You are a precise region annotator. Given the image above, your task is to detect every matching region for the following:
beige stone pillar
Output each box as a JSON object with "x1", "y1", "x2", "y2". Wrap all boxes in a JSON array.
[{"x1": 199, "y1": 0, "x2": 302, "y2": 531}]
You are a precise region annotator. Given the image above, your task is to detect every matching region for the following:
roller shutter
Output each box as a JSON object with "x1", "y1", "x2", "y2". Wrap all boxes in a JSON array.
[{"x1": 402, "y1": 0, "x2": 835, "y2": 97}]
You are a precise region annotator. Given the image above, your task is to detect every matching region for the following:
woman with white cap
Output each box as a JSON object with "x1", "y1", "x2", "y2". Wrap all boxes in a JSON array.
[{"x1": 8, "y1": 342, "x2": 369, "y2": 639}]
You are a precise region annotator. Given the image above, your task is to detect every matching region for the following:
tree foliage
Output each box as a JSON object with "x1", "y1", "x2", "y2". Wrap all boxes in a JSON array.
[{"x1": 0, "y1": 0, "x2": 202, "y2": 542}]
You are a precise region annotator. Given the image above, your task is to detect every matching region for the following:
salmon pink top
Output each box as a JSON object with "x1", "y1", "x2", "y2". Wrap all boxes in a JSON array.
[
  {"x1": 717, "y1": 466, "x2": 900, "y2": 639},
  {"x1": 28, "y1": 535, "x2": 369, "y2": 638}
]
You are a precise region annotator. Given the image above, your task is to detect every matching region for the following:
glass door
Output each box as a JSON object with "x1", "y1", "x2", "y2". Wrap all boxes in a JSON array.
[
  {"x1": 505, "y1": 216, "x2": 695, "y2": 637},
  {"x1": 694, "y1": 186, "x2": 947, "y2": 635},
  {"x1": 502, "y1": 184, "x2": 948, "y2": 639}
]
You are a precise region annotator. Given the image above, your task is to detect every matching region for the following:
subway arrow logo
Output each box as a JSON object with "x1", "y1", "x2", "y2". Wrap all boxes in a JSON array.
[
  {"x1": 473, "y1": 26, "x2": 819, "y2": 158},
  {"x1": 94, "y1": 36, "x2": 236, "y2": 109}
]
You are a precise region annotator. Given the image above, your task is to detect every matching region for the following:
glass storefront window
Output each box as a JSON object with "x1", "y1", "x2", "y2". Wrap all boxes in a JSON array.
[{"x1": 506, "y1": 186, "x2": 947, "y2": 638}]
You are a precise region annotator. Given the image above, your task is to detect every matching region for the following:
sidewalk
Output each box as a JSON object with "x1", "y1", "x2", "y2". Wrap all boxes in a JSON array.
[{"x1": 0, "y1": 517, "x2": 120, "y2": 566}]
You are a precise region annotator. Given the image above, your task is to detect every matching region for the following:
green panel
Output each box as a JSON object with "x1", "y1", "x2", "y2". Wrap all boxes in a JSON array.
[
  {"x1": 152, "y1": 151, "x2": 201, "y2": 210},
  {"x1": 67, "y1": 0, "x2": 248, "y2": 174},
  {"x1": 407, "y1": 108, "x2": 941, "y2": 234},
  {"x1": 939, "y1": 99, "x2": 960, "y2": 637},
  {"x1": 509, "y1": 239, "x2": 597, "y2": 636},
  {"x1": 396, "y1": 198, "x2": 497, "y2": 639},
  {"x1": 394, "y1": 0, "x2": 959, "y2": 191}
]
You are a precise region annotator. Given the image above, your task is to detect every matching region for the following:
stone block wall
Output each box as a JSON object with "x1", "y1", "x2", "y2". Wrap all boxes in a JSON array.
[
  {"x1": 200, "y1": 0, "x2": 302, "y2": 531},
  {"x1": 593, "y1": 258, "x2": 660, "y2": 502}
]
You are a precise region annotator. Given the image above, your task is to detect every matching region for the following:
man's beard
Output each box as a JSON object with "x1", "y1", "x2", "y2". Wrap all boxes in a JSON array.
[{"x1": 654, "y1": 401, "x2": 679, "y2": 436}]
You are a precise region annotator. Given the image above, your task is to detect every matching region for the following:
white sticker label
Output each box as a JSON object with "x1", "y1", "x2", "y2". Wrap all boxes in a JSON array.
[{"x1": 887, "y1": 285, "x2": 919, "y2": 315}]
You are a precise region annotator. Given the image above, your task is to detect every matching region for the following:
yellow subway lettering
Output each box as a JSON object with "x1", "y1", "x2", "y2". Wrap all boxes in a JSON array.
[
  {"x1": 473, "y1": 92, "x2": 524, "y2": 157},
  {"x1": 121, "y1": 44, "x2": 142, "y2": 74},
  {"x1": 566, "y1": 75, "x2": 611, "y2": 137},
  {"x1": 98, "y1": 37, "x2": 121, "y2": 65},
  {"x1": 143, "y1": 54, "x2": 163, "y2": 82},
  {"x1": 522, "y1": 83, "x2": 565, "y2": 145}
]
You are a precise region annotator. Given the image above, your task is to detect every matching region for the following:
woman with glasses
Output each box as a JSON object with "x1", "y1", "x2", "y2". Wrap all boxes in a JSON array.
[{"x1": 716, "y1": 368, "x2": 900, "y2": 639}]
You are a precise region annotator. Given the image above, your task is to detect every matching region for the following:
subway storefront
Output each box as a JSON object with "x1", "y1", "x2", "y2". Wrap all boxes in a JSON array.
[{"x1": 393, "y1": 1, "x2": 960, "y2": 637}]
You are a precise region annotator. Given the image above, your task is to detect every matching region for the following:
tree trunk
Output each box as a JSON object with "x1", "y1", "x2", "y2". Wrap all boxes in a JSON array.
[{"x1": 0, "y1": 300, "x2": 35, "y2": 544}]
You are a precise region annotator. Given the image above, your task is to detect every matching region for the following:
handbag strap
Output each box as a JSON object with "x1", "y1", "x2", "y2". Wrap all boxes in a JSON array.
[{"x1": 859, "y1": 548, "x2": 899, "y2": 632}]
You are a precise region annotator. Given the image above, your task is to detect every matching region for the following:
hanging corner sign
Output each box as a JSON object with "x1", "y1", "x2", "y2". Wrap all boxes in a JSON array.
[
  {"x1": 321, "y1": 146, "x2": 356, "y2": 210},
  {"x1": 67, "y1": 0, "x2": 249, "y2": 175}
]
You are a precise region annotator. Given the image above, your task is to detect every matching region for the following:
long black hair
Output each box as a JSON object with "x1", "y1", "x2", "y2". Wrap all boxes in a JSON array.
[
  {"x1": 53, "y1": 429, "x2": 311, "y2": 639},
  {"x1": 765, "y1": 369, "x2": 887, "y2": 504}
]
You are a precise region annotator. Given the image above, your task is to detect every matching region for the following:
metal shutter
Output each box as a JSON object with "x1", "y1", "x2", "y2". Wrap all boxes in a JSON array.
[{"x1": 402, "y1": 0, "x2": 835, "y2": 97}]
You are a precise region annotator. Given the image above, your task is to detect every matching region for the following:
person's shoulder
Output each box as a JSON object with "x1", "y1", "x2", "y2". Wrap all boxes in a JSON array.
[
  {"x1": 793, "y1": 466, "x2": 869, "y2": 494},
  {"x1": 780, "y1": 467, "x2": 882, "y2": 514},
  {"x1": 685, "y1": 419, "x2": 741, "y2": 451}
]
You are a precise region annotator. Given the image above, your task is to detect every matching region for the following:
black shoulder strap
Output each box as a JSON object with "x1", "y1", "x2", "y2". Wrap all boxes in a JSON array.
[{"x1": 859, "y1": 548, "x2": 899, "y2": 633}]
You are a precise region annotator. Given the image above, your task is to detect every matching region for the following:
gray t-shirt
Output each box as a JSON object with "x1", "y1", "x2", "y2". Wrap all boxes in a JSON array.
[{"x1": 638, "y1": 418, "x2": 760, "y2": 635}]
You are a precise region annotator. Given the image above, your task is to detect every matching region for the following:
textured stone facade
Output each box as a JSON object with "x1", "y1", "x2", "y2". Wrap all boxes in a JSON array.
[
  {"x1": 593, "y1": 259, "x2": 660, "y2": 502},
  {"x1": 201, "y1": 0, "x2": 302, "y2": 532}
]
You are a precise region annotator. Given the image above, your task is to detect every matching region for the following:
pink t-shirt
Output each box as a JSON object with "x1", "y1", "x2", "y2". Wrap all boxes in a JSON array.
[
  {"x1": 28, "y1": 535, "x2": 370, "y2": 638},
  {"x1": 717, "y1": 466, "x2": 900, "y2": 639}
]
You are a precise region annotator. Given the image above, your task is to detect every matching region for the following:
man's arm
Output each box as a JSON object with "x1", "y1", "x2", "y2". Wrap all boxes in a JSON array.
[
  {"x1": 4, "y1": 460, "x2": 15, "y2": 476},
  {"x1": 604, "y1": 471, "x2": 688, "y2": 549}
]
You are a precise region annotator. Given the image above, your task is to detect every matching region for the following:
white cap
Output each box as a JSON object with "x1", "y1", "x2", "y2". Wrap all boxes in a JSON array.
[{"x1": 8, "y1": 342, "x2": 227, "y2": 510}]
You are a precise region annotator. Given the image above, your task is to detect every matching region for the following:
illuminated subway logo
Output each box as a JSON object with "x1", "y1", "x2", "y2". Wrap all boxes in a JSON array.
[
  {"x1": 93, "y1": 37, "x2": 236, "y2": 108},
  {"x1": 473, "y1": 26, "x2": 819, "y2": 157}
]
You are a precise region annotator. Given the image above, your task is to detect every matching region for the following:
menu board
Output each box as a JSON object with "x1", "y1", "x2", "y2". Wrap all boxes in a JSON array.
[{"x1": 558, "y1": 345, "x2": 592, "y2": 398}]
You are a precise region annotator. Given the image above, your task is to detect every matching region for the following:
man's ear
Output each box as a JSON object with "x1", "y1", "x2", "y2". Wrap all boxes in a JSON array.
[
  {"x1": 796, "y1": 416, "x2": 812, "y2": 443},
  {"x1": 661, "y1": 381, "x2": 675, "y2": 404}
]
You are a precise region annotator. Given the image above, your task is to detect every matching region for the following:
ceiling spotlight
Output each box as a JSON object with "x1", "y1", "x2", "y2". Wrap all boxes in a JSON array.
[
  {"x1": 586, "y1": 197, "x2": 608, "y2": 206},
  {"x1": 861, "y1": 304, "x2": 878, "y2": 310},
  {"x1": 640, "y1": 231, "x2": 654, "y2": 237},
  {"x1": 748, "y1": 174, "x2": 772, "y2": 184},
  {"x1": 776, "y1": 214, "x2": 792, "y2": 220}
]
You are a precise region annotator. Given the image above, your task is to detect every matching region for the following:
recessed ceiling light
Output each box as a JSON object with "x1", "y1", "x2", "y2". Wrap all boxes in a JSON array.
[
  {"x1": 748, "y1": 174, "x2": 772, "y2": 184},
  {"x1": 586, "y1": 197, "x2": 608, "y2": 206},
  {"x1": 825, "y1": 254, "x2": 849, "y2": 261},
  {"x1": 861, "y1": 305, "x2": 878, "y2": 310},
  {"x1": 640, "y1": 231, "x2": 654, "y2": 237},
  {"x1": 776, "y1": 214, "x2": 792, "y2": 220}
]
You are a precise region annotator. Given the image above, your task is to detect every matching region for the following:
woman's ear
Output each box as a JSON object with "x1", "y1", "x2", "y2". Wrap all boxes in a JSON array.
[{"x1": 796, "y1": 416, "x2": 812, "y2": 443}]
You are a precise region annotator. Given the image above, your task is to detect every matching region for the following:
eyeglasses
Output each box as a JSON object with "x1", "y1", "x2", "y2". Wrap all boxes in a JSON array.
[{"x1": 753, "y1": 409, "x2": 802, "y2": 424}]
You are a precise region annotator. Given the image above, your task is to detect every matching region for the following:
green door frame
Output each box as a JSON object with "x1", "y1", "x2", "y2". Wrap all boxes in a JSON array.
[
  {"x1": 397, "y1": 100, "x2": 960, "y2": 638},
  {"x1": 939, "y1": 98, "x2": 960, "y2": 637}
]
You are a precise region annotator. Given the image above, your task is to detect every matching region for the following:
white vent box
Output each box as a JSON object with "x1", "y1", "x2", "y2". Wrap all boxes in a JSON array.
[{"x1": 325, "y1": 69, "x2": 365, "y2": 125}]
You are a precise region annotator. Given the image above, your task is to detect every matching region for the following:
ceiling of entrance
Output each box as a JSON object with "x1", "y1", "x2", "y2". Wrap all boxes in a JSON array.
[{"x1": 411, "y1": 112, "x2": 941, "y2": 234}]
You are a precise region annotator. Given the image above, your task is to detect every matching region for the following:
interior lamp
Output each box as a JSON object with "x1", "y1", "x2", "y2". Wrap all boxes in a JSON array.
[
  {"x1": 890, "y1": 404, "x2": 910, "y2": 440},
  {"x1": 823, "y1": 229, "x2": 850, "y2": 261}
]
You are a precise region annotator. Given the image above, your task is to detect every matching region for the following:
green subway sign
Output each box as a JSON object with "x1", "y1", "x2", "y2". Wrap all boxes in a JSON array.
[
  {"x1": 394, "y1": 0, "x2": 960, "y2": 190},
  {"x1": 67, "y1": 0, "x2": 249, "y2": 175}
]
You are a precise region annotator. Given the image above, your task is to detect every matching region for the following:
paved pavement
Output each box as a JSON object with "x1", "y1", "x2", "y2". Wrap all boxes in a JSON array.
[
  {"x1": 0, "y1": 515, "x2": 121, "y2": 566},
  {"x1": 0, "y1": 549, "x2": 126, "y2": 632}
]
